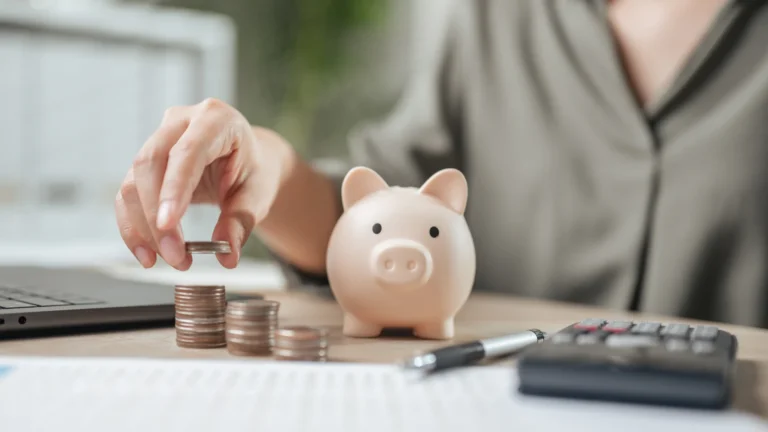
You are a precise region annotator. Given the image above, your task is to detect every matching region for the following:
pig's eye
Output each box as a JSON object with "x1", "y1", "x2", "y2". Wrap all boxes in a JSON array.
[
  {"x1": 372, "y1": 223, "x2": 382, "y2": 234},
  {"x1": 429, "y1": 226, "x2": 439, "y2": 238}
]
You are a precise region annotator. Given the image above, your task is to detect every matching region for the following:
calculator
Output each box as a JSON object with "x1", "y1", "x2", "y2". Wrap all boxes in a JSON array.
[{"x1": 516, "y1": 319, "x2": 738, "y2": 409}]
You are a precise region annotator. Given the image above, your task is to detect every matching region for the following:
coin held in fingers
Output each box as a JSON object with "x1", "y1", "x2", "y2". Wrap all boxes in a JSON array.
[{"x1": 185, "y1": 241, "x2": 232, "y2": 254}]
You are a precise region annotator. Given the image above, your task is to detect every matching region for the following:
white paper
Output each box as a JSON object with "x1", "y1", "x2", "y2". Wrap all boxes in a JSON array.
[
  {"x1": 0, "y1": 356, "x2": 764, "y2": 432},
  {"x1": 0, "y1": 2, "x2": 235, "y2": 246}
]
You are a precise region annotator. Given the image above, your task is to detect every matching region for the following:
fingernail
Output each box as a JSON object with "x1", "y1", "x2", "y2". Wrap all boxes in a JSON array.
[
  {"x1": 134, "y1": 246, "x2": 152, "y2": 267},
  {"x1": 159, "y1": 236, "x2": 183, "y2": 264},
  {"x1": 157, "y1": 201, "x2": 173, "y2": 229}
]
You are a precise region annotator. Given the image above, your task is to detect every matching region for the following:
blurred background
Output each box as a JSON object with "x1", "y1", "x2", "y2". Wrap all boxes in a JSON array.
[{"x1": 0, "y1": 0, "x2": 451, "y2": 286}]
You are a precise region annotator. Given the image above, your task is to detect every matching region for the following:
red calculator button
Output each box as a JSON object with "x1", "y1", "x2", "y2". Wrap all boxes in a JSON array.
[{"x1": 574, "y1": 319, "x2": 606, "y2": 330}]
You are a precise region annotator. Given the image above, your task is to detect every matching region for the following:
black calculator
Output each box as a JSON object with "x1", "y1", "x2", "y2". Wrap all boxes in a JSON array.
[{"x1": 516, "y1": 319, "x2": 738, "y2": 409}]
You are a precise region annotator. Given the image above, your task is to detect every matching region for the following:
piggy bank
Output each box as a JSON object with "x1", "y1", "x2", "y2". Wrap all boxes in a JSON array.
[{"x1": 326, "y1": 166, "x2": 476, "y2": 340}]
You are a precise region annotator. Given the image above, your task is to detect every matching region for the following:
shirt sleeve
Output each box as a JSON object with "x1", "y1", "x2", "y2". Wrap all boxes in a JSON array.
[{"x1": 273, "y1": 1, "x2": 467, "y2": 292}]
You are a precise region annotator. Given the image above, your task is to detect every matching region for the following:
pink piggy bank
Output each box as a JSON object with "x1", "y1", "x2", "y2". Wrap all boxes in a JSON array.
[{"x1": 326, "y1": 166, "x2": 476, "y2": 340}]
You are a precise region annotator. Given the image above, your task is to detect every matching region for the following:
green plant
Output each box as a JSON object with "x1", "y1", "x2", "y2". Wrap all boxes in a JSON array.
[
  {"x1": 269, "y1": 0, "x2": 389, "y2": 152},
  {"x1": 158, "y1": 0, "x2": 388, "y2": 153}
]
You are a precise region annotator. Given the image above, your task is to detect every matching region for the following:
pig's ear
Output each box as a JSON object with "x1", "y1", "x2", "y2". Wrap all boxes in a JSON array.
[
  {"x1": 419, "y1": 169, "x2": 468, "y2": 214},
  {"x1": 341, "y1": 166, "x2": 389, "y2": 210}
]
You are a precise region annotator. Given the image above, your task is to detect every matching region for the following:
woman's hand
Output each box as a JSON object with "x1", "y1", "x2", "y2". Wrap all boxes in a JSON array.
[{"x1": 115, "y1": 98, "x2": 291, "y2": 270}]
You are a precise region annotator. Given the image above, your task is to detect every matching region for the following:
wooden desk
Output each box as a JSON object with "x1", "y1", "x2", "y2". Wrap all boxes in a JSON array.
[{"x1": 1, "y1": 291, "x2": 767, "y2": 418}]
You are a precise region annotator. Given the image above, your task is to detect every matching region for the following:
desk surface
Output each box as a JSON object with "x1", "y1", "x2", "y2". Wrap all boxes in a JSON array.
[{"x1": 1, "y1": 291, "x2": 767, "y2": 418}]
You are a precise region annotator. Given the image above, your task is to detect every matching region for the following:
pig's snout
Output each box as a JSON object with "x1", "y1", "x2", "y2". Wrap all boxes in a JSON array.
[{"x1": 370, "y1": 239, "x2": 433, "y2": 287}]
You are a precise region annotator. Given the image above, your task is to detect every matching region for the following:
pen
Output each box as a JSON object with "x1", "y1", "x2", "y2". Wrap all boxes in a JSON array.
[{"x1": 400, "y1": 329, "x2": 547, "y2": 373}]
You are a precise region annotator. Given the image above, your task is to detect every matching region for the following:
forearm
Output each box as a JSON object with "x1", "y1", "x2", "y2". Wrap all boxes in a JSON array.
[{"x1": 251, "y1": 126, "x2": 342, "y2": 275}]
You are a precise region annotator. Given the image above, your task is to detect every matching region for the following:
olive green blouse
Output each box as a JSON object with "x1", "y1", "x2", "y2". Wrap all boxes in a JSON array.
[{"x1": 283, "y1": 0, "x2": 768, "y2": 328}]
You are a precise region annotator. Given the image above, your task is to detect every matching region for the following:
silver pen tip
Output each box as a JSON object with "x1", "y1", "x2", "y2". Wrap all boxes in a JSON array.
[{"x1": 400, "y1": 353, "x2": 437, "y2": 371}]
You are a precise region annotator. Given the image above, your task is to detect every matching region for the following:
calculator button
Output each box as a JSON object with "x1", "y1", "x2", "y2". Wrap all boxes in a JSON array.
[
  {"x1": 665, "y1": 339, "x2": 689, "y2": 352},
  {"x1": 576, "y1": 333, "x2": 602, "y2": 345},
  {"x1": 551, "y1": 333, "x2": 575, "y2": 344},
  {"x1": 690, "y1": 326, "x2": 719, "y2": 340},
  {"x1": 574, "y1": 318, "x2": 606, "y2": 330},
  {"x1": 631, "y1": 322, "x2": 661, "y2": 334},
  {"x1": 605, "y1": 334, "x2": 659, "y2": 348},
  {"x1": 661, "y1": 323, "x2": 690, "y2": 338},
  {"x1": 691, "y1": 340, "x2": 716, "y2": 355},
  {"x1": 603, "y1": 321, "x2": 633, "y2": 333}
]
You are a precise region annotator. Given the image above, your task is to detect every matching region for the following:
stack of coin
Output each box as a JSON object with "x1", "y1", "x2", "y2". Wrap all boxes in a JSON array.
[
  {"x1": 273, "y1": 326, "x2": 329, "y2": 361},
  {"x1": 225, "y1": 299, "x2": 280, "y2": 356},
  {"x1": 174, "y1": 285, "x2": 227, "y2": 349}
]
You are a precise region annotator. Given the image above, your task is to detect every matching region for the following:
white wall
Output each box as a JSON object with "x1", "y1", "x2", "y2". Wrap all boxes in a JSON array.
[{"x1": 0, "y1": 2, "x2": 234, "y2": 261}]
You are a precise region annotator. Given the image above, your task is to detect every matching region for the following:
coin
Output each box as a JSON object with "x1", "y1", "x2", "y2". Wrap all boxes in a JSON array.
[
  {"x1": 272, "y1": 348, "x2": 329, "y2": 361},
  {"x1": 185, "y1": 241, "x2": 232, "y2": 254},
  {"x1": 273, "y1": 326, "x2": 329, "y2": 362},
  {"x1": 275, "y1": 326, "x2": 329, "y2": 339},
  {"x1": 174, "y1": 285, "x2": 226, "y2": 349},
  {"x1": 225, "y1": 299, "x2": 280, "y2": 356}
]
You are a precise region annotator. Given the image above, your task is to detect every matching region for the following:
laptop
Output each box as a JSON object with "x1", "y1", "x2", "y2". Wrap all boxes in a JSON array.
[{"x1": 0, "y1": 265, "x2": 261, "y2": 338}]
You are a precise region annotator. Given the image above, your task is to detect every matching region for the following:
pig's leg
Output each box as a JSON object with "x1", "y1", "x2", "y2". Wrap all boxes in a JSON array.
[
  {"x1": 342, "y1": 314, "x2": 383, "y2": 338},
  {"x1": 414, "y1": 319, "x2": 454, "y2": 340}
]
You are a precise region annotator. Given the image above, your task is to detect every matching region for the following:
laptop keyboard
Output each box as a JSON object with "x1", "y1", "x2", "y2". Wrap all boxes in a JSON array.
[{"x1": 0, "y1": 286, "x2": 104, "y2": 309}]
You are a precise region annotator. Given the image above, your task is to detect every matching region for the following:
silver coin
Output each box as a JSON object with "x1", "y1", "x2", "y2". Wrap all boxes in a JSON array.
[
  {"x1": 272, "y1": 347, "x2": 328, "y2": 361},
  {"x1": 226, "y1": 299, "x2": 280, "y2": 313},
  {"x1": 274, "y1": 339, "x2": 329, "y2": 349},
  {"x1": 185, "y1": 241, "x2": 232, "y2": 254},
  {"x1": 275, "y1": 326, "x2": 329, "y2": 340},
  {"x1": 225, "y1": 336, "x2": 274, "y2": 345},
  {"x1": 227, "y1": 344, "x2": 273, "y2": 356}
]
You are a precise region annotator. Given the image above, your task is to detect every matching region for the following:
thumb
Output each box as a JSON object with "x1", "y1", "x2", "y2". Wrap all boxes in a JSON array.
[
  {"x1": 212, "y1": 142, "x2": 284, "y2": 268},
  {"x1": 212, "y1": 191, "x2": 257, "y2": 269},
  {"x1": 212, "y1": 184, "x2": 274, "y2": 269}
]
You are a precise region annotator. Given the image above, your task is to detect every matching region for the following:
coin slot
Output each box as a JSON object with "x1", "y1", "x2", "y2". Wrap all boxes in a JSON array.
[
  {"x1": 0, "y1": 318, "x2": 4, "y2": 325},
  {"x1": 18, "y1": 316, "x2": 26, "y2": 325}
]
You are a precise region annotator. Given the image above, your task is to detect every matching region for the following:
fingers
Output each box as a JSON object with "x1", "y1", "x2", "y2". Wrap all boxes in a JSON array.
[
  {"x1": 132, "y1": 107, "x2": 191, "y2": 268},
  {"x1": 157, "y1": 105, "x2": 232, "y2": 233},
  {"x1": 212, "y1": 156, "x2": 280, "y2": 269},
  {"x1": 116, "y1": 169, "x2": 192, "y2": 270},
  {"x1": 115, "y1": 169, "x2": 157, "y2": 268},
  {"x1": 121, "y1": 98, "x2": 249, "y2": 271}
]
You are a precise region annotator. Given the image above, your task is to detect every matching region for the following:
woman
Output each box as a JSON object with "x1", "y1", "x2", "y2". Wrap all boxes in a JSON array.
[{"x1": 114, "y1": 0, "x2": 768, "y2": 327}]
